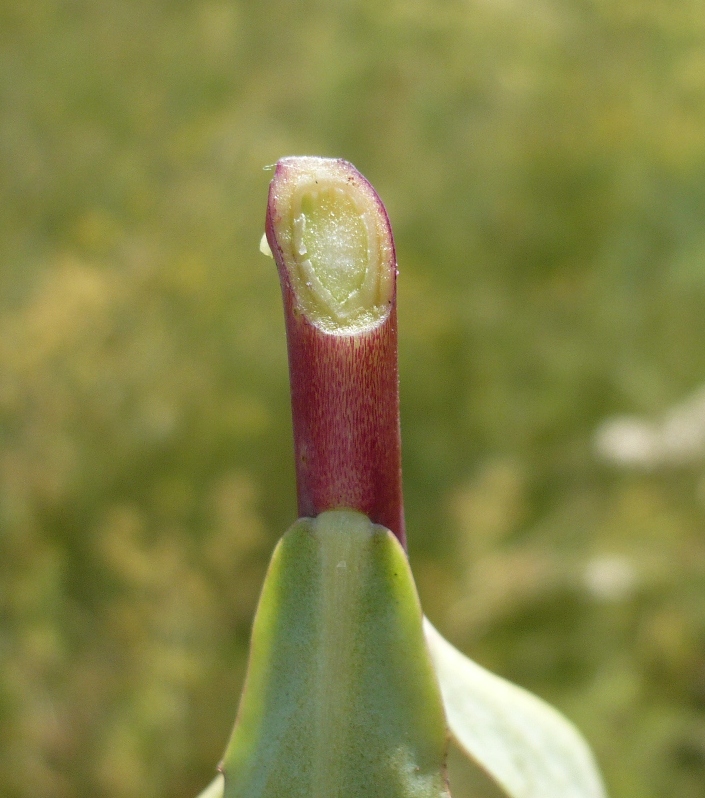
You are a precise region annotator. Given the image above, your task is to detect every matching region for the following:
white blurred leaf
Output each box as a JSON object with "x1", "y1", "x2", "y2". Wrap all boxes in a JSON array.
[
  {"x1": 424, "y1": 619, "x2": 607, "y2": 798},
  {"x1": 195, "y1": 774, "x2": 224, "y2": 798}
]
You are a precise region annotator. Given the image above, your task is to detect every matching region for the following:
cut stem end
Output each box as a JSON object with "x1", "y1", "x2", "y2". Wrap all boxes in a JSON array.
[{"x1": 267, "y1": 157, "x2": 395, "y2": 335}]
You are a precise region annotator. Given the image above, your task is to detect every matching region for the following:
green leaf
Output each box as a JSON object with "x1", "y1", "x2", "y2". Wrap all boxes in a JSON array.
[
  {"x1": 220, "y1": 510, "x2": 450, "y2": 798},
  {"x1": 423, "y1": 619, "x2": 607, "y2": 798}
]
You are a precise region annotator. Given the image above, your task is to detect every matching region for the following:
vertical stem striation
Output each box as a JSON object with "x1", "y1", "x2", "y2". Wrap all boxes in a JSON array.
[{"x1": 265, "y1": 157, "x2": 406, "y2": 547}]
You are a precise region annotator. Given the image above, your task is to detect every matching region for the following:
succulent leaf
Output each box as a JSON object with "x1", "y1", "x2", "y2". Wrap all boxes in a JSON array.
[
  {"x1": 219, "y1": 510, "x2": 451, "y2": 798},
  {"x1": 424, "y1": 620, "x2": 607, "y2": 798}
]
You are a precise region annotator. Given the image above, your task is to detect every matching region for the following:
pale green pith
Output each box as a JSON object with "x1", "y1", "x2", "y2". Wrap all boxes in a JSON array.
[
  {"x1": 220, "y1": 510, "x2": 450, "y2": 798},
  {"x1": 298, "y1": 190, "x2": 368, "y2": 305}
]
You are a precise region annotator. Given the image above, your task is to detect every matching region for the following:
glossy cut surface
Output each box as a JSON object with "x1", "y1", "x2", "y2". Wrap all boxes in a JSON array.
[{"x1": 266, "y1": 156, "x2": 394, "y2": 334}]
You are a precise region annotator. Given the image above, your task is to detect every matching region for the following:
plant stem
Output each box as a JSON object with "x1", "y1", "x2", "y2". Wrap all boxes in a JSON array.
[{"x1": 265, "y1": 157, "x2": 406, "y2": 547}]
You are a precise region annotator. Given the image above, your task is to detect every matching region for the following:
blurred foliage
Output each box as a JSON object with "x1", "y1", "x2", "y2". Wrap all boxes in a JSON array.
[{"x1": 2, "y1": 1, "x2": 705, "y2": 797}]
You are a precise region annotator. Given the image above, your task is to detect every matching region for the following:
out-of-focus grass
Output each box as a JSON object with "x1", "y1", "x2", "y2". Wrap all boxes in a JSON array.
[{"x1": 2, "y1": 2, "x2": 705, "y2": 797}]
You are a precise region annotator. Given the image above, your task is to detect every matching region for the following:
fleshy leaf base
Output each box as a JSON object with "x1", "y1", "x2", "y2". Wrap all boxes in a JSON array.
[{"x1": 219, "y1": 510, "x2": 451, "y2": 798}]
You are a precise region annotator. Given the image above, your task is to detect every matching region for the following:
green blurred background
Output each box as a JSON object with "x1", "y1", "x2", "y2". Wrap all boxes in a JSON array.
[{"x1": 3, "y1": 1, "x2": 705, "y2": 796}]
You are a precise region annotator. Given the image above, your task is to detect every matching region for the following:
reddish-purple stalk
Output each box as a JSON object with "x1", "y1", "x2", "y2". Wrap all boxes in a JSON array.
[{"x1": 265, "y1": 157, "x2": 406, "y2": 548}]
